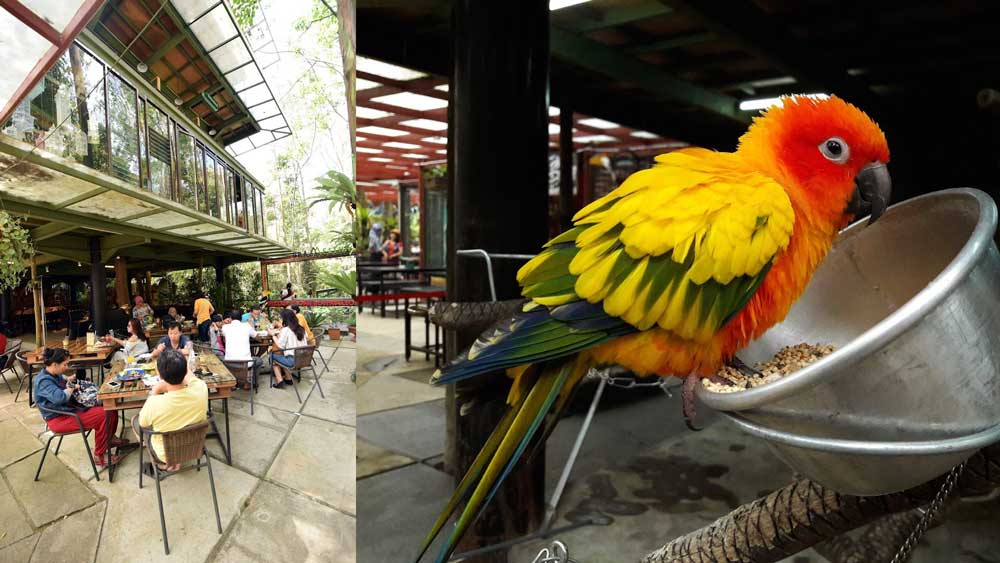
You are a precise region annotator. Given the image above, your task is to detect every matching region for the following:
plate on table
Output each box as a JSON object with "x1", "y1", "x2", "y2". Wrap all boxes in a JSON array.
[
  {"x1": 136, "y1": 352, "x2": 153, "y2": 362},
  {"x1": 116, "y1": 368, "x2": 145, "y2": 382}
]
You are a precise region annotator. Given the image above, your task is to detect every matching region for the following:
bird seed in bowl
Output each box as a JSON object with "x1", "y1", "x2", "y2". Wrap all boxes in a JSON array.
[{"x1": 702, "y1": 343, "x2": 836, "y2": 393}]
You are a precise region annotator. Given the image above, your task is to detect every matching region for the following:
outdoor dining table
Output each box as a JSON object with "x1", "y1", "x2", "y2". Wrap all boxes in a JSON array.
[
  {"x1": 357, "y1": 265, "x2": 447, "y2": 317},
  {"x1": 24, "y1": 338, "x2": 120, "y2": 406},
  {"x1": 97, "y1": 353, "x2": 237, "y2": 482}
]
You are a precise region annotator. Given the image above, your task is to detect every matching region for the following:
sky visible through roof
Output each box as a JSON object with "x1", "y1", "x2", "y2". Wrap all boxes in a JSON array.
[{"x1": 230, "y1": 0, "x2": 351, "y2": 231}]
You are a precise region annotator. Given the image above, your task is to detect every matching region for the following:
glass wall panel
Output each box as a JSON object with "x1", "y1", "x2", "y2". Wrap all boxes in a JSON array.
[
  {"x1": 217, "y1": 162, "x2": 229, "y2": 223},
  {"x1": 234, "y1": 176, "x2": 246, "y2": 229},
  {"x1": 137, "y1": 99, "x2": 147, "y2": 187},
  {"x1": 246, "y1": 180, "x2": 257, "y2": 234},
  {"x1": 204, "y1": 152, "x2": 220, "y2": 218},
  {"x1": 176, "y1": 131, "x2": 198, "y2": 209},
  {"x1": 145, "y1": 104, "x2": 172, "y2": 199},
  {"x1": 257, "y1": 188, "x2": 266, "y2": 238},
  {"x1": 106, "y1": 72, "x2": 139, "y2": 185},
  {"x1": 194, "y1": 144, "x2": 207, "y2": 214},
  {"x1": 2, "y1": 45, "x2": 107, "y2": 171},
  {"x1": 226, "y1": 167, "x2": 236, "y2": 224}
]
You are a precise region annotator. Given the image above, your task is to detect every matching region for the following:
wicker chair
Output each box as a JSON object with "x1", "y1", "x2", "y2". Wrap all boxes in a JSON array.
[
  {"x1": 34, "y1": 404, "x2": 100, "y2": 481},
  {"x1": 14, "y1": 351, "x2": 33, "y2": 404},
  {"x1": 223, "y1": 360, "x2": 257, "y2": 415},
  {"x1": 269, "y1": 345, "x2": 323, "y2": 403},
  {"x1": 0, "y1": 340, "x2": 22, "y2": 394},
  {"x1": 132, "y1": 415, "x2": 222, "y2": 555}
]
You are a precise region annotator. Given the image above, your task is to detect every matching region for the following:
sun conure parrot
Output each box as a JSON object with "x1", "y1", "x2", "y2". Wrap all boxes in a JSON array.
[{"x1": 416, "y1": 95, "x2": 892, "y2": 563}]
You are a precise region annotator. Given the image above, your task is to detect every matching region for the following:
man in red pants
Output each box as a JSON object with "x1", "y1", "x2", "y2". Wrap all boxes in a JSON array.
[{"x1": 33, "y1": 348, "x2": 130, "y2": 467}]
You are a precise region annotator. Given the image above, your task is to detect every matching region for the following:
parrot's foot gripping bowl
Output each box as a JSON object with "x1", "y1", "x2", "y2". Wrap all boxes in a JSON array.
[{"x1": 698, "y1": 188, "x2": 1000, "y2": 496}]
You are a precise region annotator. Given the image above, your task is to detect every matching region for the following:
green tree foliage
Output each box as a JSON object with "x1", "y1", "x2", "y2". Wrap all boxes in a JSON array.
[{"x1": 0, "y1": 213, "x2": 32, "y2": 292}]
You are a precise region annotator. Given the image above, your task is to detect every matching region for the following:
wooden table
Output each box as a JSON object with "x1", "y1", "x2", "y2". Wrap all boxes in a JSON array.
[
  {"x1": 24, "y1": 339, "x2": 120, "y2": 406},
  {"x1": 97, "y1": 353, "x2": 237, "y2": 482}
]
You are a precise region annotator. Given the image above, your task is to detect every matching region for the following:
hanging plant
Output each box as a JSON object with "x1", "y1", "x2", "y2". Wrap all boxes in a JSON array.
[{"x1": 0, "y1": 212, "x2": 32, "y2": 292}]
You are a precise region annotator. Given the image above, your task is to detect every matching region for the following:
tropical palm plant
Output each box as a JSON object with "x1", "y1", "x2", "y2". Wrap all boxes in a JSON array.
[
  {"x1": 318, "y1": 269, "x2": 356, "y2": 298},
  {"x1": 310, "y1": 170, "x2": 358, "y2": 217}
]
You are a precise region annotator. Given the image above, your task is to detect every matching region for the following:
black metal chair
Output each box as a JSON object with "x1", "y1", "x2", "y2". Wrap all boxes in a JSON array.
[
  {"x1": 0, "y1": 340, "x2": 22, "y2": 394},
  {"x1": 132, "y1": 415, "x2": 221, "y2": 556},
  {"x1": 223, "y1": 359, "x2": 257, "y2": 416},
  {"x1": 34, "y1": 404, "x2": 100, "y2": 482},
  {"x1": 310, "y1": 333, "x2": 331, "y2": 373},
  {"x1": 14, "y1": 351, "x2": 33, "y2": 404},
  {"x1": 269, "y1": 345, "x2": 323, "y2": 403}
]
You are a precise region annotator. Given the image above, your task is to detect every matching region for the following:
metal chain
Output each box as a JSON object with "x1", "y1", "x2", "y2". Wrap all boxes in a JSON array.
[
  {"x1": 603, "y1": 373, "x2": 682, "y2": 398},
  {"x1": 889, "y1": 461, "x2": 966, "y2": 563},
  {"x1": 532, "y1": 540, "x2": 579, "y2": 563}
]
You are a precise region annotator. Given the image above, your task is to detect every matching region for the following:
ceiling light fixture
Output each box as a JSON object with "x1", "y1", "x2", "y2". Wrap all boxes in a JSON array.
[
  {"x1": 174, "y1": 97, "x2": 184, "y2": 106},
  {"x1": 137, "y1": 62, "x2": 148, "y2": 73},
  {"x1": 550, "y1": 0, "x2": 590, "y2": 10},
  {"x1": 739, "y1": 93, "x2": 829, "y2": 111}
]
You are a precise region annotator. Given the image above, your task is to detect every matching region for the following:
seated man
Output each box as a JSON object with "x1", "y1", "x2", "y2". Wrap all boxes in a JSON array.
[
  {"x1": 151, "y1": 322, "x2": 192, "y2": 358},
  {"x1": 161, "y1": 306, "x2": 183, "y2": 326},
  {"x1": 241, "y1": 305, "x2": 263, "y2": 329},
  {"x1": 134, "y1": 349, "x2": 208, "y2": 473},
  {"x1": 222, "y1": 310, "x2": 263, "y2": 390},
  {"x1": 35, "y1": 347, "x2": 130, "y2": 467}
]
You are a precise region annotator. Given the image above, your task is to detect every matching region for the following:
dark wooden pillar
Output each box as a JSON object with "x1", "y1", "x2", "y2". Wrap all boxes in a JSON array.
[
  {"x1": 0, "y1": 288, "x2": 10, "y2": 325},
  {"x1": 446, "y1": 1, "x2": 550, "y2": 559},
  {"x1": 114, "y1": 256, "x2": 128, "y2": 307},
  {"x1": 89, "y1": 238, "x2": 106, "y2": 335},
  {"x1": 559, "y1": 106, "x2": 575, "y2": 230}
]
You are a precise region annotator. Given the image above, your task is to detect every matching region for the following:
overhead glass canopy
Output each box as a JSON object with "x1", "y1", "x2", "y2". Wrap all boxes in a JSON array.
[
  {"x1": 0, "y1": 1, "x2": 105, "y2": 124},
  {"x1": 172, "y1": 0, "x2": 290, "y2": 155}
]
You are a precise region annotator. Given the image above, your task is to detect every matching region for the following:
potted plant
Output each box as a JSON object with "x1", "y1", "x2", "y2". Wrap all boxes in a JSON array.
[{"x1": 347, "y1": 309, "x2": 357, "y2": 339}]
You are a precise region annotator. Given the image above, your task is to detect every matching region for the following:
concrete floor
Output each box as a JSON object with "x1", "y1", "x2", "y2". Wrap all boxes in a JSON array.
[
  {"x1": 0, "y1": 333, "x2": 356, "y2": 563},
  {"x1": 356, "y1": 311, "x2": 1000, "y2": 563}
]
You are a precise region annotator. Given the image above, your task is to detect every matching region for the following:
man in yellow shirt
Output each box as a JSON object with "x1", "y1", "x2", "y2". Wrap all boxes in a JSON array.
[
  {"x1": 134, "y1": 349, "x2": 208, "y2": 472},
  {"x1": 192, "y1": 292, "x2": 215, "y2": 343},
  {"x1": 289, "y1": 304, "x2": 315, "y2": 343}
]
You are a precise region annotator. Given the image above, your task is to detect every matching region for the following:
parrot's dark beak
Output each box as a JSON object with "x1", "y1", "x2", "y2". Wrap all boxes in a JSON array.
[{"x1": 847, "y1": 161, "x2": 892, "y2": 225}]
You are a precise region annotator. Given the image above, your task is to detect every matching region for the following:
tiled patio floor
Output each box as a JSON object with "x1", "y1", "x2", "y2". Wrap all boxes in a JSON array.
[{"x1": 0, "y1": 336, "x2": 356, "y2": 563}]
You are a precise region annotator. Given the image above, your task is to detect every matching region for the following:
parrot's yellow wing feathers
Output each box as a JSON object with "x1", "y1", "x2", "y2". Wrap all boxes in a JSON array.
[{"x1": 518, "y1": 148, "x2": 795, "y2": 343}]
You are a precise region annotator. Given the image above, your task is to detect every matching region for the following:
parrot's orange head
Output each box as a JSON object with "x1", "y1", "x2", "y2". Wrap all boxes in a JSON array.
[{"x1": 737, "y1": 95, "x2": 891, "y2": 225}]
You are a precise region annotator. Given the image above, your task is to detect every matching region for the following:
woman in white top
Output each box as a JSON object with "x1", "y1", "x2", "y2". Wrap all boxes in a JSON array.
[
  {"x1": 268, "y1": 309, "x2": 308, "y2": 388},
  {"x1": 112, "y1": 318, "x2": 150, "y2": 362}
]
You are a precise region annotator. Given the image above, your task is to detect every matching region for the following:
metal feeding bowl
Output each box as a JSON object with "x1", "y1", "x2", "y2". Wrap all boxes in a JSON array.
[{"x1": 697, "y1": 188, "x2": 1000, "y2": 496}]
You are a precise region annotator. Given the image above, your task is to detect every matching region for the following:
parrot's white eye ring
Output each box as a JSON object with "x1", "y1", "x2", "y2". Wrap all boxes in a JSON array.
[{"x1": 819, "y1": 136, "x2": 850, "y2": 163}]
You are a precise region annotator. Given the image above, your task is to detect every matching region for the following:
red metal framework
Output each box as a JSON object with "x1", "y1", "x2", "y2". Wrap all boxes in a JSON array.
[
  {"x1": 0, "y1": 0, "x2": 107, "y2": 124},
  {"x1": 356, "y1": 58, "x2": 690, "y2": 184}
]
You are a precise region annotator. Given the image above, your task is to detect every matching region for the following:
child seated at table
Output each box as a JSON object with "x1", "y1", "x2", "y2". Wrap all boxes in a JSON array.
[{"x1": 133, "y1": 349, "x2": 208, "y2": 473}]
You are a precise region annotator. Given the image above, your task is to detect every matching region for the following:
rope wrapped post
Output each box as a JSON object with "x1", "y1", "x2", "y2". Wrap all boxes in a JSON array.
[{"x1": 642, "y1": 443, "x2": 1000, "y2": 563}]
